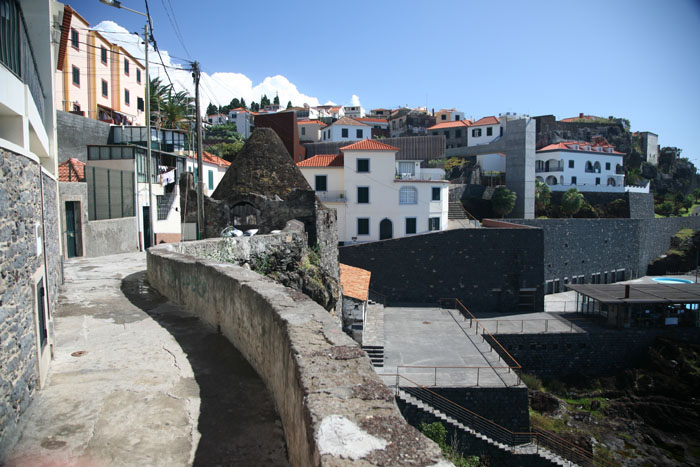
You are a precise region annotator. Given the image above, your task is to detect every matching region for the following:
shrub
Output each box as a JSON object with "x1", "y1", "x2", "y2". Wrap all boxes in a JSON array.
[{"x1": 521, "y1": 373, "x2": 543, "y2": 391}]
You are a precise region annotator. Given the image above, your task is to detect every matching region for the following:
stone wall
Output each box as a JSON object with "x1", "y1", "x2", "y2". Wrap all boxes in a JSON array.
[
  {"x1": 0, "y1": 149, "x2": 43, "y2": 453},
  {"x1": 56, "y1": 110, "x2": 112, "y2": 163},
  {"x1": 486, "y1": 328, "x2": 700, "y2": 380},
  {"x1": 41, "y1": 172, "x2": 62, "y2": 314},
  {"x1": 83, "y1": 217, "x2": 138, "y2": 257},
  {"x1": 339, "y1": 227, "x2": 544, "y2": 313},
  {"x1": 628, "y1": 192, "x2": 655, "y2": 219},
  {"x1": 147, "y1": 238, "x2": 446, "y2": 466},
  {"x1": 508, "y1": 217, "x2": 700, "y2": 285}
]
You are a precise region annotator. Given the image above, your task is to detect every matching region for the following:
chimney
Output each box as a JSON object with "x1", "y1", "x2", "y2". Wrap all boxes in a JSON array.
[
  {"x1": 624, "y1": 284, "x2": 630, "y2": 299},
  {"x1": 579, "y1": 112, "x2": 584, "y2": 118}
]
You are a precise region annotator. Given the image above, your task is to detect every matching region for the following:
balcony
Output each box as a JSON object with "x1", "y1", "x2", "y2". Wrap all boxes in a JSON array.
[
  {"x1": 535, "y1": 165, "x2": 564, "y2": 173},
  {"x1": 315, "y1": 190, "x2": 346, "y2": 203}
]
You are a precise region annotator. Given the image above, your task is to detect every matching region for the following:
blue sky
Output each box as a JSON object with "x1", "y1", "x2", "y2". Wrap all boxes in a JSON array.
[{"x1": 73, "y1": 0, "x2": 700, "y2": 163}]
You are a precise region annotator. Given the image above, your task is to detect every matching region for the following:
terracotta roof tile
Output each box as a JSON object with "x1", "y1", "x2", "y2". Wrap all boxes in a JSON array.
[
  {"x1": 330, "y1": 116, "x2": 369, "y2": 127},
  {"x1": 340, "y1": 139, "x2": 399, "y2": 152},
  {"x1": 339, "y1": 263, "x2": 371, "y2": 301},
  {"x1": 58, "y1": 158, "x2": 85, "y2": 182},
  {"x1": 471, "y1": 116, "x2": 500, "y2": 126},
  {"x1": 355, "y1": 117, "x2": 389, "y2": 124},
  {"x1": 188, "y1": 151, "x2": 232, "y2": 167},
  {"x1": 537, "y1": 141, "x2": 624, "y2": 155},
  {"x1": 296, "y1": 154, "x2": 344, "y2": 167},
  {"x1": 428, "y1": 120, "x2": 471, "y2": 130},
  {"x1": 298, "y1": 120, "x2": 327, "y2": 127}
]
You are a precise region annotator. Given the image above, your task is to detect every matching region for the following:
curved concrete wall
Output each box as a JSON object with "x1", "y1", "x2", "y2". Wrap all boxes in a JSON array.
[{"x1": 147, "y1": 237, "x2": 444, "y2": 466}]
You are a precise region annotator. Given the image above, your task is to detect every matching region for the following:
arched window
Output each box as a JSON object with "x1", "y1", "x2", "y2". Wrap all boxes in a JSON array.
[
  {"x1": 593, "y1": 161, "x2": 601, "y2": 173},
  {"x1": 545, "y1": 176, "x2": 557, "y2": 185},
  {"x1": 585, "y1": 161, "x2": 594, "y2": 173},
  {"x1": 399, "y1": 186, "x2": 417, "y2": 204},
  {"x1": 232, "y1": 202, "x2": 260, "y2": 226},
  {"x1": 607, "y1": 177, "x2": 616, "y2": 187}
]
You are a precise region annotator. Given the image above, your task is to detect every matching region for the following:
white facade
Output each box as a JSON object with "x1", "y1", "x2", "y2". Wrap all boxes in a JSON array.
[
  {"x1": 207, "y1": 113, "x2": 228, "y2": 125},
  {"x1": 298, "y1": 121, "x2": 326, "y2": 143},
  {"x1": 477, "y1": 153, "x2": 506, "y2": 173},
  {"x1": 185, "y1": 155, "x2": 229, "y2": 195},
  {"x1": 536, "y1": 142, "x2": 625, "y2": 193},
  {"x1": 228, "y1": 109, "x2": 253, "y2": 137},
  {"x1": 321, "y1": 117, "x2": 371, "y2": 142},
  {"x1": 468, "y1": 117, "x2": 502, "y2": 147},
  {"x1": 435, "y1": 108, "x2": 465, "y2": 123},
  {"x1": 343, "y1": 105, "x2": 365, "y2": 118},
  {"x1": 297, "y1": 141, "x2": 449, "y2": 244}
]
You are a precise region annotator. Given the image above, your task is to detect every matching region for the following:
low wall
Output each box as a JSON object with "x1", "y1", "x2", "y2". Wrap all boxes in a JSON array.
[
  {"x1": 147, "y1": 236, "x2": 445, "y2": 466},
  {"x1": 84, "y1": 217, "x2": 138, "y2": 257}
]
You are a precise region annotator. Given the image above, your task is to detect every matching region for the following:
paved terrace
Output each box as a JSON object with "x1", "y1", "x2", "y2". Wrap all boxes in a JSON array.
[
  {"x1": 379, "y1": 307, "x2": 520, "y2": 388},
  {"x1": 5, "y1": 252, "x2": 288, "y2": 467}
]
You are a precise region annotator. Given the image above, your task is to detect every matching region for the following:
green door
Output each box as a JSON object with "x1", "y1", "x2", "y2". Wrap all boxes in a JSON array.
[{"x1": 65, "y1": 201, "x2": 77, "y2": 258}]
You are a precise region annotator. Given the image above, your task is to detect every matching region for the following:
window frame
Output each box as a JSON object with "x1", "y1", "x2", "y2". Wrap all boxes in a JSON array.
[
  {"x1": 428, "y1": 216, "x2": 440, "y2": 231},
  {"x1": 315, "y1": 174, "x2": 328, "y2": 192},
  {"x1": 124, "y1": 58, "x2": 130, "y2": 76},
  {"x1": 208, "y1": 170, "x2": 214, "y2": 190},
  {"x1": 357, "y1": 158, "x2": 370, "y2": 173},
  {"x1": 341, "y1": 128, "x2": 349, "y2": 138},
  {"x1": 100, "y1": 46, "x2": 108, "y2": 64},
  {"x1": 72, "y1": 65, "x2": 80, "y2": 87},
  {"x1": 431, "y1": 187, "x2": 441, "y2": 201},
  {"x1": 568, "y1": 160, "x2": 574, "y2": 168},
  {"x1": 472, "y1": 128, "x2": 482, "y2": 137},
  {"x1": 405, "y1": 217, "x2": 417, "y2": 234},
  {"x1": 357, "y1": 186, "x2": 369, "y2": 204},
  {"x1": 71, "y1": 28, "x2": 79, "y2": 50},
  {"x1": 486, "y1": 126, "x2": 493, "y2": 136},
  {"x1": 136, "y1": 68, "x2": 141, "y2": 84},
  {"x1": 124, "y1": 88, "x2": 130, "y2": 106},
  {"x1": 399, "y1": 186, "x2": 418, "y2": 205},
  {"x1": 357, "y1": 217, "x2": 370, "y2": 236},
  {"x1": 356, "y1": 129, "x2": 363, "y2": 139},
  {"x1": 101, "y1": 79, "x2": 108, "y2": 97}
]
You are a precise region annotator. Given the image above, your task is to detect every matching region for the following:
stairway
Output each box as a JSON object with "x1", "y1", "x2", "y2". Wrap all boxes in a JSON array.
[
  {"x1": 157, "y1": 190, "x2": 177, "y2": 220},
  {"x1": 397, "y1": 389, "x2": 574, "y2": 467},
  {"x1": 362, "y1": 345, "x2": 384, "y2": 367},
  {"x1": 448, "y1": 201, "x2": 468, "y2": 220}
]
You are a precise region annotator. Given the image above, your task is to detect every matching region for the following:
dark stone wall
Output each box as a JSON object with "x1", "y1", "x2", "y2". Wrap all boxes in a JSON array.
[
  {"x1": 41, "y1": 173, "x2": 62, "y2": 315},
  {"x1": 534, "y1": 115, "x2": 630, "y2": 154},
  {"x1": 56, "y1": 110, "x2": 112, "y2": 163},
  {"x1": 508, "y1": 218, "x2": 700, "y2": 284},
  {"x1": 0, "y1": 149, "x2": 43, "y2": 453},
  {"x1": 486, "y1": 328, "x2": 700, "y2": 380},
  {"x1": 628, "y1": 192, "x2": 655, "y2": 219},
  {"x1": 339, "y1": 227, "x2": 544, "y2": 313}
]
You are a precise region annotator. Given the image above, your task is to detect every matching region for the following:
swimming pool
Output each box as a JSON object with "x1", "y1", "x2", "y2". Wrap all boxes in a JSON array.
[{"x1": 652, "y1": 277, "x2": 694, "y2": 284}]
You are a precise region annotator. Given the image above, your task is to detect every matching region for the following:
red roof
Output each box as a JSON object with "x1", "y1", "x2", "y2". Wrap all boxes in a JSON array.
[
  {"x1": 355, "y1": 117, "x2": 389, "y2": 124},
  {"x1": 298, "y1": 120, "x2": 327, "y2": 127},
  {"x1": 537, "y1": 141, "x2": 624, "y2": 155},
  {"x1": 229, "y1": 107, "x2": 248, "y2": 113},
  {"x1": 340, "y1": 139, "x2": 399, "y2": 152},
  {"x1": 188, "y1": 151, "x2": 232, "y2": 167},
  {"x1": 471, "y1": 116, "x2": 500, "y2": 126},
  {"x1": 330, "y1": 116, "x2": 369, "y2": 127},
  {"x1": 296, "y1": 154, "x2": 344, "y2": 167},
  {"x1": 428, "y1": 120, "x2": 471, "y2": 130},
  {"x1": 339, "y1": 263, "x2": 371, "y2": 301},
  {"x1": 58, "y1": 158, "x2": 85, "y2": 182}
]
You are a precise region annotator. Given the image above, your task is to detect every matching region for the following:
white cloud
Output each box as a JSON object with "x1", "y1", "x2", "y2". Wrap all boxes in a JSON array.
[
  {"x1": 350, "y1": 94, "x2": 361, "y2": 107},
  {"x1": 324, "y1": 101, "x2": 337, "y2": 106},
  {"x1": 93, "y1": 21, "x2": 322, "y2": 114}
]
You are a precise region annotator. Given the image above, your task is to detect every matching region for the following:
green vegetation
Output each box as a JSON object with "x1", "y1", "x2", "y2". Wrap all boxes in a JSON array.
[
  {"x1": 204, "y1": 122, "x2": 245, "y2": 161},
  {"x1": 150, "y1": 77, "x2": 195, "y2": 130},
  {"x1": 420, "y1": 422, "x2": 483, "y2": 467},
  {"x1": 561, "y1": 188, "x2": 584, "y2": 217},
  {"x1": 535, "y1": 180, "x2": 551, "y2": 215},
  {"x1": 491, "y1": 187, "x2": 516, "y2": 218},
  {"x1": 521, "y1": 373, "x2": 543, "y2": 391}
]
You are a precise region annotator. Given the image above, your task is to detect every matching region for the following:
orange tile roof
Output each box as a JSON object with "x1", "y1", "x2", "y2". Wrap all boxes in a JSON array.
[
  {"x1": 229, "y1": 107, "x2": 248, "y2": 113},
  {"x1": 339, "y1": 263, "x2": 371, "y2": 301},
  {"x1": 471, "y1": 116, "x2": 500, "y2": 126},
  {"x1": 296, "y1": 154, "x2": 344, "y2": 167},
  {"x1": 340, "y1": 139, "x2": 399, "y2": 152},
  {"x1": 537, "y1": 141, "x2": 624, "y2": 155},
  {"x1": 355, "y1": 117, "x2": 389, "y2": 124},
  {"x1": 428, "y1": 120, "x2": 471, "y2": 130},
  {"x1": 188, "y1": 151, "x2": 232, "y2": 167},
  {"x1": 58, "y1": 158, "x2": 85, "y2": 182},
  {"x1": 298, "y1": 120, "x2": 327, "y2": 127},
  {"x1": 330, "y1": 116, "x2": 369, "y2": 127}
]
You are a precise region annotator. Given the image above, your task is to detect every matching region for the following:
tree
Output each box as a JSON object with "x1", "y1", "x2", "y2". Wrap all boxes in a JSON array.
[
  {"x1": 260, "y1": 94, "x2": 271, "y2": 107},
  {"x1": 535, "y1": 180, "x2": 551, "y2": 214},
  {"x1": 240, "y1": 98, "x2": 246, "y2": 109},
  {"x1": 693, "y1": 188, "x2": 700, "y2": 203},
  {"x1": 206, "y1": 103, "x2": 218, "y2": 116},
  {"x1": 656, "y1": 201, "x2": 674, "y2": 217},
  {"x1": 683, "y1": 195, "x2": 694, "y2": 213},
  {"x1": 286, "y1": 100, "x2": 292, "y2": 109},
  {"x1": 229, "y1": 97, "x2": 241, "y2": 110},
  {"x1": 491, "y1": 187, "x2": 516, "y2": 218},
  {"x1": 273, "y1": 93, "x2": 280, "y2": 105},
  {"x1": 561, "y1": 188, "x2": 584, "y2": 217}
]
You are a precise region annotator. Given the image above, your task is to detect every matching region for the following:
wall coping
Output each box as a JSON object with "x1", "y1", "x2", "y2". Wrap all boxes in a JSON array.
[{"x1": 147, "y1": 236, "x2": 446, "y2": 466}]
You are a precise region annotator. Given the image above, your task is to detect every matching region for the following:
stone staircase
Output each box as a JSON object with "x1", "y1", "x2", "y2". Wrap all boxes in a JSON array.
[
  {"x1": 397, "y1": 389, "x2": 575, "y2": 467},
  {"x1": 362, "y1": 345, "x2": 384, "y2": 367},
  {"x1": 448, "y1": 201, "x2": 469, "y2": 220}
]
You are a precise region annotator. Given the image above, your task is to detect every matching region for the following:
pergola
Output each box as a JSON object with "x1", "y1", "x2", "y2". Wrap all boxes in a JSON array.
[{"x1": 567, "y1": 282, "x2": 700, "y2": 329}]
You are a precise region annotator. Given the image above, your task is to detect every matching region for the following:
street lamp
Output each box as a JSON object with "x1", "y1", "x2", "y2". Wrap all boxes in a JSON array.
[{"x1": 99, "y1": 0, "x2": 154, "y2": 249}]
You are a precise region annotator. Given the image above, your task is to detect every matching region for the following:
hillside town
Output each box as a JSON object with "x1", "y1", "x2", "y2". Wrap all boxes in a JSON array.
[{"x1": 2, "y1": 1, "x2": 700, "y2": 466}]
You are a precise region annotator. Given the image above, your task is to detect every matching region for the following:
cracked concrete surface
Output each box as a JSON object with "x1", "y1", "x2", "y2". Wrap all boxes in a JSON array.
[{"x1": 4, "y1": 252, "x2": 288, "y2": 467}]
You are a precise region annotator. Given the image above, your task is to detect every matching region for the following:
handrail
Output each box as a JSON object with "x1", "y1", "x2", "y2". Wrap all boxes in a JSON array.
[
  {"x1": 368, "y1": 288, "x2": 387, "y2": 305},
  {"x1": 386, "y1": 373, "x2": 613, "y2": 467},
  {"x1": 451, "y1": 201, "x2": 481, "y2": 225}
]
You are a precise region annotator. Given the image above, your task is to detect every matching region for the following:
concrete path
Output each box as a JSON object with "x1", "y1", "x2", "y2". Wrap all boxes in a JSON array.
[{"x1": 5, "y1": 252, "x2": 288, "y2": 467}]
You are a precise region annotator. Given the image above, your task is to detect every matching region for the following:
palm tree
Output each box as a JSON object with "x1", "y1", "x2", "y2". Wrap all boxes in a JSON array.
[{"x1": 149, "y1": 77, "x2": 194, "y2": 129}]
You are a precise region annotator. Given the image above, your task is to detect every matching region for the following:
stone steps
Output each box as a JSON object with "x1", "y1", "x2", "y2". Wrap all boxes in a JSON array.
[
  {"x1": 448, "y1": 201, "x2": 468, "y2": 219},
  {"x1": 362, "y1": 345, "x2": 384, "y2": 367}
]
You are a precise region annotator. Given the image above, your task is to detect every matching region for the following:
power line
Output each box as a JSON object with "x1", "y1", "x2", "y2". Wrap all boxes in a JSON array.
[
  {"x1": 161, "y1": 0, "x2": 190, "y2": 58},
  {"x1": 143, "y1": 0, "x2": 174, "y2": 90},
  {"x1": 62, "y1": 37, "x2": 186, "y2": 70}
]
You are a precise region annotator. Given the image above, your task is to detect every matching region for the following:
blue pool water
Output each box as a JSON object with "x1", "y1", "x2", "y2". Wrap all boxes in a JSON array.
[{"x1": 652, "y1": 277, "x2": 693, "y2": 284}]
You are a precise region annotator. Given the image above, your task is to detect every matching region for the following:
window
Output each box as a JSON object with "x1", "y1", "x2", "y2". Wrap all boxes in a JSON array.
[
  {"x1": 301, "y1": 127, "x2": 306, "y2": 135},
  {"x1": 356, "y1": 129, "x2": 363, "y2": 138},
  {"x1": 500, "y1": 127, "x2": 504, "y2": 136},
  {"x1": 357, "y1": 159, "x2": 369, "y2": 172},
  {"x1": 595, "y1": 177, "x2": 600, "y2": 185},
  {"x1": 428, "y1": 217, "x2": 440, "y2": 231},
  {"x1": 72, "y1": 66, "x2": 80, "y2": 86},
  {"x1": 137, "y1": 97, "x2": 144, "y2": 111},
  {"x1": 605, "y1": 162, "x2": 611, "y2": 170},
  {"x1": 315, "y1": 175, "x2": 327, "y2": 192},
  {"x1": 101, "y1": 79, "x2": 108, "y2": 97},
  {"x1": 444, "y1": 131, "x2": 449, "y2": 138},
  {"x1": 472, "y1": 128, "x2": 482, "y2": 137},
  {"x1": 124, "y1": 89, "x2": 130, "y2": 106},
  {"x1": 432, "y1": 187, "x2": 441, "y2": 201},
  {"x1": 124, "y1": 58, "x2": 130, "y2": 75},
  {"x1": 342, "y1": 128, "x2": 349, "y2": 138},
  {"x1": 568, "y1": 160, "x2": 574, "y2": 168},
  {"x1": 398, "y1": 161, "x2": 415, "y2": 176},
  {"x1": 399, "y1": 187, "x2": 417, "y2": 204},
  {"x1": 208, "y1": 170, "x2": 214, "y2": 190},
  {"x1": 357, "y1": 218, "x2": 369, "y2": 235},
  {"x1": 455, "y1": 130, "x2": 461, "y2": 138},
  {"x1": 571, "y1": 176, "x2": 577, "y2": 184},
  {"x1": 72, "y1": 103, "x2": 80, "y2": 112},
  {"x1": 357, "y1": 186, "x2": 369, "y2": 203},
  {"x1": 487, "y1": 127, "x2": 493, "y2": 136},
  {"x1": 441, "y1": 114, "x2": 447, "y2": 120},
  {"x1": 406, "y1": 217, "x2": 417, "y2": 234},
  {"x1": 71, "y1": 29, "x2": 79, "y2": 49},
  {"x1": 100, "y1": 46, "x2": 107, "y2": 64},
  {"x1": 455, "y1": 115, "x2": 461, "y2": 121},
  {"x1": 136, "y1": 68, "x2": 141, "y2": 84}
]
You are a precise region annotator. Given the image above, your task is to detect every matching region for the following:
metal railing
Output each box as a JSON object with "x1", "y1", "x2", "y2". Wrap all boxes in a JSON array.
[
  {"x1": 315, "y1": 190, "x2": 346, "y2": 202},
  {"x1": 386, "y1": 373, "x2": 613, "y2": 467},
  {"x1": 535, "y1": 166, "x2": 564, "y2": 173},
  {"x1": 472, "y1": 317, "x2": 585, "y2": 334},
  {"x1": 0, "y1": 0, "x2": 46, "y2": 123},
  {"x1": 368, "y1": 288, "x2": 387, "y2": 305}
]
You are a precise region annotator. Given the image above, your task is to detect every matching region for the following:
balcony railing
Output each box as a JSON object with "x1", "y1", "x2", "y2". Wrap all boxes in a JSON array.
[
  {"x1": 395, "y1": 173, "x2": 444, "y2": 181},
  {"x1": 315, "y1": 190, "x2": 346, "y2": 202},
  {"x1": 0, "y1": 0, "x2": 46, "y2": 124},
  {"x1": 535, "y1": 165, "x2": 564, "y2": 173}
]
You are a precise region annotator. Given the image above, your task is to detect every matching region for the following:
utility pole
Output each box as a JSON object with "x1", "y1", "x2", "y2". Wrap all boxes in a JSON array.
[
  {"x1": 144, "y1": 23, "x2": 154, "y2": 248},
  {"x1": 192, "y1": 61, "x2": 205, "y2": 239}
]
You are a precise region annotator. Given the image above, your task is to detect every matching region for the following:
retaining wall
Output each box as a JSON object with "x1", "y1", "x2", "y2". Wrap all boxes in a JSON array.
[
  {"x1": 83, "y1": 217, "x2": 138, "y2": 257},
  {"x1": 56, "y1": 110, "x2": 111, "y2": 163},
  {"x1": 147, "y1": 236, "x2": 445, "y2": 466}
]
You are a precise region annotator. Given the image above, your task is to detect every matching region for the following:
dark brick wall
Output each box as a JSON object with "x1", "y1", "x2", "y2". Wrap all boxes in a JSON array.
[
  {"x1": 56, "y1": 110, "x2": 112, "y2": 163},
  {"x1": 339, "y1": 227, "x2": 544, "y2": 312},
  {"x1": 254, "y1": 111, "x2": 305, "y2": 163},
  {"x1": 487, "y1": 328, "x2": 700, "y2": 379},
  {"x1": 627, "y1": 192, "x2": 654, "y2": 219},
  {"x1": 508, "y1": 217, "x2": 700, "y2": 284}
]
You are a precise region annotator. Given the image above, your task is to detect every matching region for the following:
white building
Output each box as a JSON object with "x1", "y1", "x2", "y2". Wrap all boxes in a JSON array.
[
  {"x1": 468, "y1": 116, "x2": 502, "y2": 147},
  {"x1": 343, "y1": 105, "x2": 365, "y2": 118},
  {"x1": 186, "y1": 151, "x2": 231, "y2": 195},
  {"x1": 321, "y1": 117, "x2": 371, "y2": 142},
  {"x1": 298, "y1": 120, "x2": 327, "y2": 143},
  {"x1": 434, "y1": 108, "x2": 465, "y2": 123},
  {"x1": 297, "y1": 139, "x2": 449, "y2": 243},
  {"x1": 207, "y1": 113, "x2": 228, "y2": 125},
  {"x1": 476, "y1": 153, "x2": 506, "y2": 174},
  {"x1": 536, "y1": 141, "x2": 625, "y2": 192},
  {"x1": 228, "y1": 107, "x2": 253, "y2": 137}
]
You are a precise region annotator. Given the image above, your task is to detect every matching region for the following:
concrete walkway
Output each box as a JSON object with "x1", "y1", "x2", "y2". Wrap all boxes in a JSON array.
[{"x1": 5, "y1": 252, "x2": 288, "y2": 467}]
